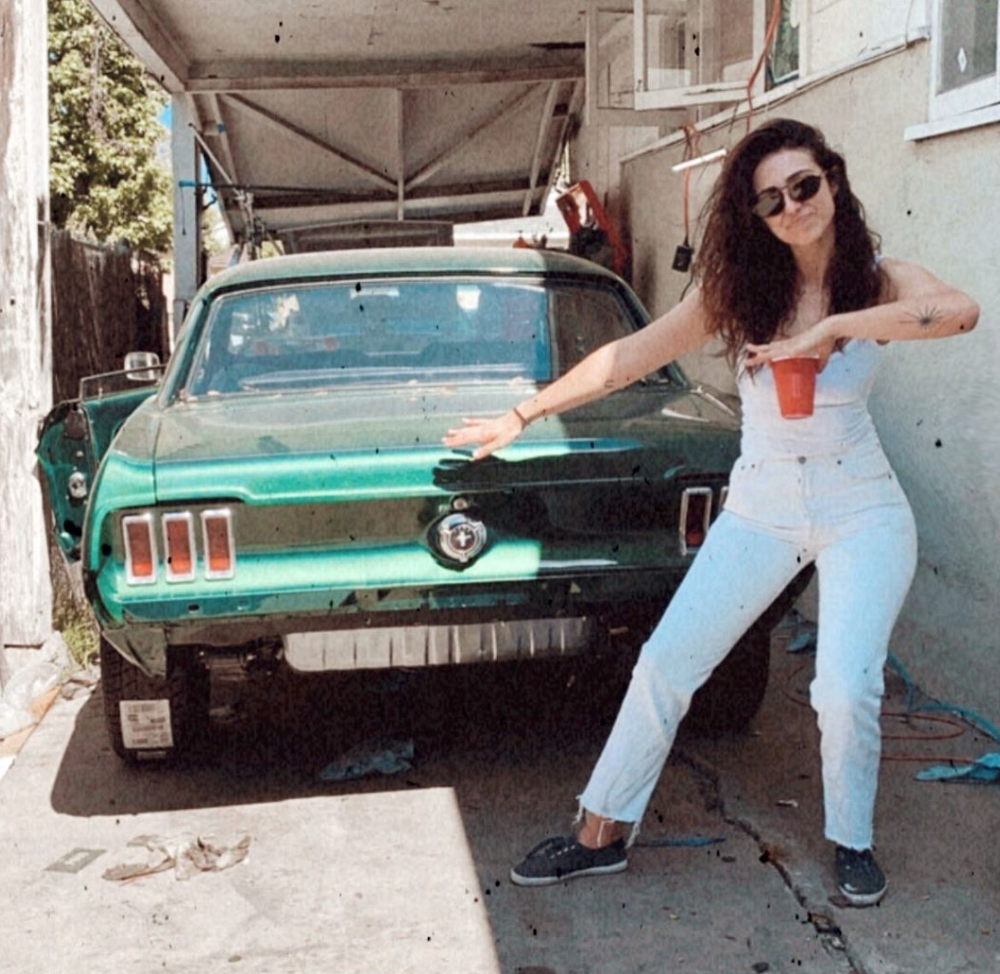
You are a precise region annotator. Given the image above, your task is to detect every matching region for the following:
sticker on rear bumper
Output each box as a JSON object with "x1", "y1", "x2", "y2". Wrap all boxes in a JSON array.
[{"x1": 120, "y1": 700, "x2": 173, "y2": 750}]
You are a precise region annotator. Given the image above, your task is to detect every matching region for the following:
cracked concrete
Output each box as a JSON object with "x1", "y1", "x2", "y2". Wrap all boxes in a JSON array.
[
  {"x1": 673, "y1": 749, "x2": 860, "y2": 973},
  {"x1": 677, "y1": 631, "x2": 1000, "y2": 974},
  {"x1": 0, "y1": 635, "x2": 996, "y2": 973}
]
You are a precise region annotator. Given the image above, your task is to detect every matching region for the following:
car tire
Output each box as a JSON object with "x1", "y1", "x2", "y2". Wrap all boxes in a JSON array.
[
  {"x1": 601, "y1": 567, "x2": 814, "y2": 735},
  {"x1": 99, "y1": 638, "x2": 209, "y2": 762},
  {"x1": 683, "y1": 616, "x2": 771, "y2": 735}
]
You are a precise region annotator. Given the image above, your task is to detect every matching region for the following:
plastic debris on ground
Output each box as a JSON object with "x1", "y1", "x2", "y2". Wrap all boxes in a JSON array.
[
  {"x1": 318, "y1": 737, "x2": 415, "y2": 782},
  {"x1": 0, "y1": 661, "x2": 61, "y2": 739},
  {"x1": 102, "y1": 832, "x2": 252, "y2": 882},
  {"x1": 785, "y1": 624, "x2": 818, "y2": 654},
  {"x1": 60, "y1": 667, "x2": 100, "y2": 701},
  {"x1": 915, "y1": 752, "x2": 1000, "y2": 784},
  {"x1": 776, "y1": 608, "x2": 818, "y2": 653},
  {"x1": 635, "y1": 835, "x2": 726, "y2": 848}
]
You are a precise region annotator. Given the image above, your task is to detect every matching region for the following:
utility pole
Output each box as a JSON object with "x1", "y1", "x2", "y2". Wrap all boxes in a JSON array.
[{"x1": 0, "y1": 0, "x2": 53, "y2": 675}]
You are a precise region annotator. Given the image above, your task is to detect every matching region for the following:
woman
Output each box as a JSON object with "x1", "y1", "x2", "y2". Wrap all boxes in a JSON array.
[{"x1": 442, "y1": 119, "x2": 979, "y2": 906}]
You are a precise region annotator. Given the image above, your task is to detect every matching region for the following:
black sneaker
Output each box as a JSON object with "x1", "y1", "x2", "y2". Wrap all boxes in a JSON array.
[
  {"x1": 510, "y1": 835, "x2": 628, "y2": 887},
  {"x1": 835, "y1": 846, "x2": 887, "y2": 906}
]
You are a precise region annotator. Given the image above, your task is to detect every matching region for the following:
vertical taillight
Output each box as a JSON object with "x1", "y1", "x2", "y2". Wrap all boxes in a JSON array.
[
  {"x1": 122, "y1": 514, "x2": 157, "y2": 584},
  {"x1": 163, "y1": 512, "x2": 196, "y2": 582},
  {"x1": 202, "y1": 509, "x2": 235, "y2": 579},
  {"x1": 679, "y1": 487, "x2": 713, "y2": 555}
]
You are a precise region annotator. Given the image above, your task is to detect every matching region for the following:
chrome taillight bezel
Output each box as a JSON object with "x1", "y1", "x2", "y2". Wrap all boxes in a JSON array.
[
  {"x1": 201, "y1": 508, "x2": 236, "y2": 580},
  {"x1": 679, "y1": 486, "x2": 713, "y2": 556},
  {"x1": 122, "y1": 513, "x2": 158, "y2": 585},
  {"x1": 162, "y1": 511, "x2": 197, "y2": 582}
]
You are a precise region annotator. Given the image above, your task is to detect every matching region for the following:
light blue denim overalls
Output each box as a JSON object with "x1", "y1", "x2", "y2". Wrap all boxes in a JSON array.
[{"x1": 580, "y1": 338, "x2": 917, "y2": 850}]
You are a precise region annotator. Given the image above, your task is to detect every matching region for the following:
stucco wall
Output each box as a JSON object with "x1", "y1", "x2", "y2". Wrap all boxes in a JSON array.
[{"x1": 580, "y1": 41, "x2": 1000, "y2": 720}]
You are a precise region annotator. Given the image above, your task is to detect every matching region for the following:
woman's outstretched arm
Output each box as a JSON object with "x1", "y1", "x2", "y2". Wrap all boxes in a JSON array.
[
  {"x1": 443, "y1": 286, "x2": 714, "y2": 460},
  {"x1": 744, "y1": 258, "x2": 979, "y2": 366}
]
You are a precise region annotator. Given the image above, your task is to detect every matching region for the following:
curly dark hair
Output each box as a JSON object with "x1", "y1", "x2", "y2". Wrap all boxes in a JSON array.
[{"x1": 696, "y1": 118, "x2": 884, "y2": 366}]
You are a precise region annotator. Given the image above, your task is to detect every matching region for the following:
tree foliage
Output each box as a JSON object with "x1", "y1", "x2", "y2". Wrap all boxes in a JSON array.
[{"x1": 48, "y1": 0, "x2": 172, "y2": 254}]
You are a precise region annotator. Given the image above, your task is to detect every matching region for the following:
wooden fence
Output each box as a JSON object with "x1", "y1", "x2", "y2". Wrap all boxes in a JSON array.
[{"x1": 50, "y1": 231, "x2": 168, "y2": 404}]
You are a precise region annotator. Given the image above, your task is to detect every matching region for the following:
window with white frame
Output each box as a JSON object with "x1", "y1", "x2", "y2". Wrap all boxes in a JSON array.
[
  {"x1": 594, "y1": 7, "x2": 637, "y2": 111},
  {"x1": 628, "y1": 0, "x2": 801, "y2": 111},
  {"x1": 929, "y1": 0, "x2": 1000, "y2": 120},
  {"x1": 585, "y1": 3, "x2": 689, "y2": 125}
]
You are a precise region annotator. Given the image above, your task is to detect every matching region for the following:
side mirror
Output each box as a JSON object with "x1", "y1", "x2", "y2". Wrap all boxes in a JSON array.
[{"x1": 123, "y1": 351, "x2": 162, "y2": 382}]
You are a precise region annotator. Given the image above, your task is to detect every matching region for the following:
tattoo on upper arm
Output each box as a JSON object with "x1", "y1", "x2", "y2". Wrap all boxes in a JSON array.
[{"x1": 902, "y1": 304, "x2": 946, "y2": 331}]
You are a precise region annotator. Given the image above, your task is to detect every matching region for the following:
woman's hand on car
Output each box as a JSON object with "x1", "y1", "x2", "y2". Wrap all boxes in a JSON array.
[{"x1": 443, "y1": 411, "x2": 526, "y2": 461}]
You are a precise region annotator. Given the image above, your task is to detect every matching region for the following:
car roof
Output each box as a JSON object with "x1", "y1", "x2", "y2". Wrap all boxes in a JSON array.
[{"x1": 199, "y1": 246, "x2": 624, "y2": 297}]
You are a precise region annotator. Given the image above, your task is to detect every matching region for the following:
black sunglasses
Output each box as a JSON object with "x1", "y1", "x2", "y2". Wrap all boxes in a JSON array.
[{"x1": 751, "y1": 172, "x2": 824, "y2": 219}]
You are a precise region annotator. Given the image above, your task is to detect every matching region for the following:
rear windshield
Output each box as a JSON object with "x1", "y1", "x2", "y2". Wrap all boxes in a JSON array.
[{"x1": 183, "y1": 277, "x2": 643, "y2": 398}]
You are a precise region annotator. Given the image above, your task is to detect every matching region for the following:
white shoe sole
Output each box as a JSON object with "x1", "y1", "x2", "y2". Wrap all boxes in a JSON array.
[
  {"x1": 838, "y1": 882, "x2": 887, "y2": 906},
  {"x1": 510, "y1": 858, "x2": 628, "y2": 887}
]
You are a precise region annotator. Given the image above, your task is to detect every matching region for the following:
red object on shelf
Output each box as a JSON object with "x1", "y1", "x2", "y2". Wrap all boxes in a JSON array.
[{"x1": 556, "y1": 180, "x2": 628, "y2": 276}]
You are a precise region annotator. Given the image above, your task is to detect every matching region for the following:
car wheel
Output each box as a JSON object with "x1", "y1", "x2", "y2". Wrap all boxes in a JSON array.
[
  {"x1": 99, "y1": 638, "x2": 209, "y2": 762},
  {"x1": 598, "y1": 568, "x2": 813, "y2": 735},
  {"x1": 683, "y1": 616, "x2": 771, "y2": 735}
]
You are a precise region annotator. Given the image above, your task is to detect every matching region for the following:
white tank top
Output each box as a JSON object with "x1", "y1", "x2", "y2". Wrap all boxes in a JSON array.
[{"x1": 737, "y1": 338, "x2": 885, "y2": 458}]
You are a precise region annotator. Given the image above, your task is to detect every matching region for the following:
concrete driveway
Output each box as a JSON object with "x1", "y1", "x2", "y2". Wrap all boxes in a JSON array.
[{"x1": 1, "y1": 635, "x2": 996, "y2": 974}]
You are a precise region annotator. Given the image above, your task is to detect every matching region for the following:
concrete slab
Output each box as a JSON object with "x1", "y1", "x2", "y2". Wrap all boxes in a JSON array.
[
  {"x1": 0, "y1": 643, "x2": 995, "y2": 973},
  {"x1": 682, "y1": 636, "x2": 1000, "y2": 974},
  {"x1": 1, "y1": 689, "x2": 499, "y2": 974}
]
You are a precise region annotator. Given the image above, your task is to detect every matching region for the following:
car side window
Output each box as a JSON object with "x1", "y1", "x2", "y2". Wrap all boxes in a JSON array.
[{"x1": 550, "y1": 285, "x2": 641, "y2": 376}]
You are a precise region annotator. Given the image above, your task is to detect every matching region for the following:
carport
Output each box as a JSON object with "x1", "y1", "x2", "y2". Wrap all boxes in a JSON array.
[{"x1": 89, "y1": 1, "x2": 595, "y2": 323}]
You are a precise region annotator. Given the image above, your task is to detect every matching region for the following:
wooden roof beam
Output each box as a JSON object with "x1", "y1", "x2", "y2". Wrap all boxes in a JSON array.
[
  {"x1": 222, "y1": 94, "x2": 397, "y2": 193},
  {"x1": 396, "y1": 90, "x2": 406, "y2": 221},
  {"x1": 405, "y1": 85, "x2": 543, "y2": 192},
  {"x1": 523, "y1": 81, "x2": 561, "y2": 217},
  {"x1": 232, "y1": 175, "x2": 546, "y2": 211},
  {"x1": 89, "y1": 0, "x2": 189, "y2": 91},
  {"x1": 249, "y1": 183, "x2": 544, "y2": 227},
  {"x1": 540, "y1": 79, "x2": 584, "y2": 214},
  {"x1": 186, "y1": 56, "x2": 584, "y2": 93},
  {"x1": 200, "y1": 94, "x2": 240, "y2": 191}
]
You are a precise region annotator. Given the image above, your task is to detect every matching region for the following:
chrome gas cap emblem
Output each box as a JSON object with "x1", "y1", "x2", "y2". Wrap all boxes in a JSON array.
[{"x1": 433, "y1": 512, "x2": 487, "y2": 565}]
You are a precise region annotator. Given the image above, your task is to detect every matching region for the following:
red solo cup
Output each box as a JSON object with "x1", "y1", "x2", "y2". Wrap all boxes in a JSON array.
[{"x1": 770, "y1": 355, "x2": 819, "y2": 419}]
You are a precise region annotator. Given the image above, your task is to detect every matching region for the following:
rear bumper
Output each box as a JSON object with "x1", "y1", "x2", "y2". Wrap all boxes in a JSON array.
[
  {"x1": 283, "y1": 616, "x2": 594, "y2": 671},
  {"x1": 97, "y1": 565, "x2": 682, "y2": 676}
]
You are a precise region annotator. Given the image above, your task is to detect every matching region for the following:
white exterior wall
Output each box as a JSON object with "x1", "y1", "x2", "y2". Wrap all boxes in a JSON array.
[
  {"x1": 804, "y1": 0, "x2": 928, "y2": 73},
  {"x1": 571, "y1": 35, "x2": 1000, "y2": 720},
  {"x1": 0, "y1": 0, "x2": 53, "y2": 657}
]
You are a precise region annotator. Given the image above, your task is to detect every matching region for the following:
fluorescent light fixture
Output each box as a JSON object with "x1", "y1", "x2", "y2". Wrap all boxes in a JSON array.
[{"x1": 672, "y1": 148, "x2": 727, "y2": 172}]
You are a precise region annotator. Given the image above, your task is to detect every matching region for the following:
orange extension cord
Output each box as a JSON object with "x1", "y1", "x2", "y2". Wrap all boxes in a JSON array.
[{"x1": 781, "y1": 659, "x2": 984, "y2": 765}]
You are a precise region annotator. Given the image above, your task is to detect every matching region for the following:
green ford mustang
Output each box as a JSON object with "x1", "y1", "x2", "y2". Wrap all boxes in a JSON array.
[{"x1": 37, "y1": 247, "x2": 806, "y2": 761}]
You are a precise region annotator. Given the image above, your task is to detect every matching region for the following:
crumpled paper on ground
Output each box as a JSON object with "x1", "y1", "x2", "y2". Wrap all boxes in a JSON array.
[
  {"x1": 318, "y1": 737, "x2": 414, "y2": 782},
  {"x1": 102, "y1": 832, "x2": 251, "y2": 882},
  {"x1": 915, "y1": 752, "x2": 1000, "y2": 784}
]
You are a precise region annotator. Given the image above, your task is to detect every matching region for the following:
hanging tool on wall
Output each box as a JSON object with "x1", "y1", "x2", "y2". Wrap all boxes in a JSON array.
[
  {"x1": 671, "y1": 124, "x2": 701, "y2": 274},
  {"x1": 556, "y1": 180, "x2": 629, "y2": 277}
]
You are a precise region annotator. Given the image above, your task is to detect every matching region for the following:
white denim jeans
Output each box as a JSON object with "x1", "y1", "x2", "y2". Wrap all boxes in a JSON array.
[{"x1": 579, "y1": 443, "x2": 918, "y2": 850}]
